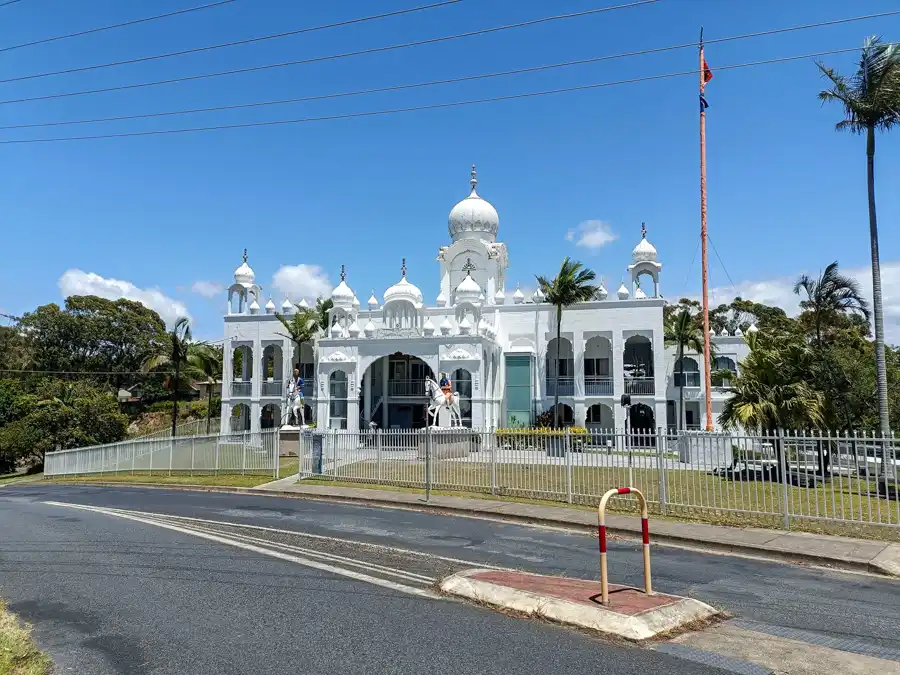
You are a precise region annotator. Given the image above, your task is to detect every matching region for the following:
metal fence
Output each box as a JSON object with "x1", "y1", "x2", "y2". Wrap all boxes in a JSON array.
[
  {"x1": 44, "y1": 430, "x2": 278, "y2": 477},
  {"x1": 297, "y1": 427, "x2": 900, "y2": 534}
]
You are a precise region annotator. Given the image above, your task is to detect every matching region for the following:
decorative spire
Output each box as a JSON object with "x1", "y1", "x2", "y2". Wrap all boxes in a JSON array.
[
  {"x1": 242, "y1": 248, "x2": 248, "y2": 263},
  {"x1": 470, "y1": 164, "x2": 477, "y2": 192},
  {"x1": 401, "y1": 258, "x2": 407, "y2": 278},
  {"x1": 462, "y1": 257, "x2": 476, "y2": 276},
  {"x1": 641, "y1": 222, "x2": 647, "y2": 239},
  {"x1": 340, "y1": 264, "x2": 346, "y2": 282}
]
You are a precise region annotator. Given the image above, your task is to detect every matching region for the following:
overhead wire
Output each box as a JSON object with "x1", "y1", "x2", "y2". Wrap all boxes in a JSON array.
[
  {"x1": 0, "y1": 0, "x2": 660, "y2": 106},
  {"x1": 1, "y1": 44, "x2": 893, "y2": 145},
  {"x1": 2, "y1": 9, "x2": 897, "y2": 130},
  {"x1": 0, "y1": 0, "x2": 465, "y2": 85},
  {"x1": 0, "y1": 0, "x2": 24, "y2": 8},
  {"x1": 0, "y1": 0, "x2": 237, "y2": 54}
]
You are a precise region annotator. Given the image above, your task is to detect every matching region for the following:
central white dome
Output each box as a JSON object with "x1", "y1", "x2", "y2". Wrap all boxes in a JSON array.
[
  {"x1": 448, "y1": 165, "x2": 499, "y2": 243},
  {"x1": 383, "y1": 259, "x2": 424, "y2": 307},
  {"x1": 233, "y1": 249, "x2": 255, "y2": 285},
  {"x1": 631, "y1": 223, "x2": 658, "y2": 264}
]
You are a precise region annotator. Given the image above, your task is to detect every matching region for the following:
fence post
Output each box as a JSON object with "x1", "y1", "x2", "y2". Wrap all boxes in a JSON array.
[
  {"x1": 190, "y1": 437, "x2": 195, "y2": 478},
  {"x1": 425, "y1": 427, "x2": 433, "y2": 502},
  {"x1": 131, "y1": 441, "x2": 136, "y2": 475},
  {"x1": 214, "y1": 437, "x2": 220, "y2": 476},
  {"x1": 490, "y1": 429, "x2": 498, "y2": 496},
  {"x1": 657, "y1": 427, "x2": 667, "y2": 516},
  {"x1": 115, "y1": 444, "x2": 120, "y2": 476},
  {"x1": 149, "y1": 440, "x2": 153, "y2": 477},
  {"x1": 242, "y1": 432, "x2": 247, "y2": 476},
  {"x1": 376, "y1": 429, "x2": 383, "y2": 482},
  {"x1": 274, "y1": 428, "x2": 280, "y2": 479},
  {"x1": 565, "y1": 427, "x2": 573, "y2": 504},
  {"x1": 777, "y1": 428, "x2": 790, "y2": 530}
]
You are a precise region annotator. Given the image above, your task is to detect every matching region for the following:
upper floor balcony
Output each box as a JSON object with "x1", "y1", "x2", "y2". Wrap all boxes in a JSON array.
[
  {"x1": 545, "y1": 376, "x2": 575, "y2": 397},
  {"x1": 388, "y1": 379, "x2": 427, "y2": 398},
  {"x1": 585, "y1": 376, "x2": 614, "y2": 396},
  {"x1": 231, "y1": 381, "x2": 252, "y2": 397}
]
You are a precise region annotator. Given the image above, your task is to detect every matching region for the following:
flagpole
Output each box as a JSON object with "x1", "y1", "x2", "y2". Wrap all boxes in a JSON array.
[{"x1": 699, "y1": 30, "x2": 714, "y2": 432}]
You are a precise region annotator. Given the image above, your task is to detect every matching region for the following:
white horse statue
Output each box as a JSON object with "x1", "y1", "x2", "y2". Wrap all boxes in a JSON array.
[
  {"x1": 425, "y1": 377, "x2": 462, "y2": 428},
  {"x1": 286, "y1": 376, "x2": 306, "y2": 427}
]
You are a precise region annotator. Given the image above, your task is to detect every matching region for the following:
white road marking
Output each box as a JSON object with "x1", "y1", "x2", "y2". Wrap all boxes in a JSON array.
[
  {"x1": 66, "y1": 503, "x2": 509, "y2": 571},
  {"x1": 43, "y1": 501, "x2": 443, "y2": 600},
  {"x1": 130, "y1": 516, "x2": 436, "y2": 584}
]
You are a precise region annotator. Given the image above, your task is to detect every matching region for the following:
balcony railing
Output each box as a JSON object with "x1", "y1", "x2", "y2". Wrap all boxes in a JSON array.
[
  {"x1": 261, "y1": 380, "x2": 283, "y2": 397},
  {"x1": 624, "y1": 377, "x2": 655, "y2": 395},
  {"x1": 545, "y1": 377, "x2": 574, "y2": 396},
  {"x1": 673, "y1": 372, "x2": 701, "y2": 388},
  {"x1": 585, "y1": 376, "x2": 614, "y2": 396},
  {"x1": 388, "y1": 379, "x2": 426, "y2": 397},
  {"x1": 231, "y1": 381, "x2": 252, "y2": 397}
]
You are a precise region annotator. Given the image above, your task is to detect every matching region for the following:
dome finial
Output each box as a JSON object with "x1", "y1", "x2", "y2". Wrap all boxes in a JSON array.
[
  {"x1": 641, "y1": 222, "x2": 647, "y2": 239},
  {"x1": 401, "y1": 258, "x2": 407, "y2": 278},
  {"x1": 462, "y1": 257, "x2": 476, "y2": 277},
  {"x1": 470, "y1": 164, "x2": 477, "y2": 192},
  {"x1": 340, "y1": 264, "x2": 346, "y2": 282},
  {"x1": 242, "y1": 248, "x2": 248, "y2": 263}
]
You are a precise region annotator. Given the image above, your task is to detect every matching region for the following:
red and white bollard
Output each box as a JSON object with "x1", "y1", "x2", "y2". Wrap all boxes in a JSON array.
[{"x1": 597, "y1": 487, "x2": 652, "y2": 605}]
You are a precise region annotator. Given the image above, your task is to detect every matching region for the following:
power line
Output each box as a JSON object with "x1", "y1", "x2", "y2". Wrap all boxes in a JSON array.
[
  {"x1": 0, "y1": 0, "x2": 236, "y2": 54},
  {"x1": 0, "y1": 44, "x2": 889, "y2": 145},
  {"x1": 1, "y1": 0, "x2": 465, "y2": 85},
  {"x1": 708, "y1": 235, "x2": 737, "y2": 292},
  {"x1": 0, "y1": 0, "x2": 660, "y2": 106},
  {"x1": 0, "y1": 369, "x2": 173, "y2": 375},
  {"x1": 0, "y1": 0, "x2": 24, "y2": 8},
  {"x1": 3, "y1": 9, "x2": 897, "y2": 131}
]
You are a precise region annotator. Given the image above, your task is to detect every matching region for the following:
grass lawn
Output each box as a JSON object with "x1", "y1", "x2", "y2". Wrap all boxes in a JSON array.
[
  {"x1": 0, "y1": 600, "x2": 51, "y2": 675},
  {"x1": 318, "y1": 459, "x2": 900, "y2": 542}
]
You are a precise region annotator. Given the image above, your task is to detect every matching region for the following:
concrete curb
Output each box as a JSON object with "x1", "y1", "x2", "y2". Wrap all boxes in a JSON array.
[
  {"x1": 36, "y1": 479, "x2": 900, "y2": 579},
  {"x1": 440, "y1": 569, "x2": 718, "y2": 641}
]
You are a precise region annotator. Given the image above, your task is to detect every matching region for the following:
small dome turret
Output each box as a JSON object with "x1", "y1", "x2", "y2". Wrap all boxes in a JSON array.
[
  {"x1": 454, "y1": 259, "x2": 482, "y2": 305},
  {"x1": 631, "y1": 223, "x2": 658, "y2": 264},
  {"x1": 494, "y1": 288, "x2": 505, "y2": 305},
  {"x1": 233, "y1": 249, "x2": 255, "y2": 285},
  {"x1": 384, "y1": 259, "x2": 424, "y2": 307},
  {"x1": 281, "y1": 298, "x2": 294, "y2": 314},
  {"x1": 367, "y1": 290, "x2": 379, "y2": 310},
  {"x1": 265, "y1": 297, "x2": 276, "y2": 314},
  {"x1": 439, "y1": 317, "x2": 453, "y2": 335},
  {"x1": 617, "y1": 282, "x2": 630, "y2": 300},
  {"x1": 513, "y1": 283, "x2": 525, "y2": 304},
  {"x1": 330, "y1": 265, "x2": 355, "y2": 309},
  {"x1": 364, "y1": 320, "x2": 376, "y2": 338},
  {"x1": 423, "y1": 317, "x2": 435, "y2": 336}
]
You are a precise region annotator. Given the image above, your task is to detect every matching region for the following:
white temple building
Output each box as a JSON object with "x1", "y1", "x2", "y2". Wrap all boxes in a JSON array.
[{"x1": 219, "y1": 166, "x2": 749, "y2": 434}]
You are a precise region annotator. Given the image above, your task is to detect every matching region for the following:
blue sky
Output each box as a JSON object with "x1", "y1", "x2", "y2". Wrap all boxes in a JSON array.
[{"x1": 1, "y1": 0, "x2": 899, "y2": 342}]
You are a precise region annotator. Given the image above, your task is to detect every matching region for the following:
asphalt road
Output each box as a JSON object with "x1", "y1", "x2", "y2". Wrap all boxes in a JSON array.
[{"x1": 2, "y1": 484, "x2": 899, "y2": 674}]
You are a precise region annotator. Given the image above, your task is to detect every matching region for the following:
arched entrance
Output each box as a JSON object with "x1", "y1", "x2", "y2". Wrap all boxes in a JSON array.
[
  {"x1": 547, "y1": 403, "x2": 574, "y2": 427},
  {"x1": 329, "y1": 370, "x2": 348, "y2": 430},
  {"x1": 230, "y1": 403, "x2": 250, "y2": 432},
  {"x1": 362, "y1": 353, "x2": 435, "y2": 429},
  {"x1": 260, "y1": 403, "x2": 281, "y2": 429},
  {"x1": 628, "y1": 403, "x2": 655, "y2": 447},
  {"x1": 451, "y1": 368, "x2": 473, "y2": 428}
]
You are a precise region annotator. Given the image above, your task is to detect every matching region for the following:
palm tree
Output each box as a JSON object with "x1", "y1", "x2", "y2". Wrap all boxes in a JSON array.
[
  {"x1": 536, "y1": 258, "x2": 598, "y2": 427},
  {"x1": 818, "y1": 37, "x2": 900, "y2": 434},
  {"x1": 314, "y1": 297, "x2": 333, "y2": 332},
  {"x1": 275, "y1": 306, "x2": 322, "y2": 387},
  {"x1": 142, "y1": 317, "x2": 192, "y2": 439},
  {"x1": 186, "y1": 343, "x2": 223, "y2": 434},
  {"x1": 664, "y1": 308, "x2": 707, "y2": 431},
  {"x1": 794, "y1": 261, "x2": 870, "y2": 349},
  {"x1": 720, "y1": 339, "x2": 826, "y2": 433}
]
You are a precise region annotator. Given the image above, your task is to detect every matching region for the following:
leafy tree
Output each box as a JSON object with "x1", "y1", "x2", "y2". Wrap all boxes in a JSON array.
[
  {"x1": 664, "y1": 308, "x2": 708, "y2": 430},
  {"x1": 0, "y1": 325, "x2": 30, "y2": 372},
  {"x1": 536, "y1": 258, "x2": 598, "y2": 427},
  {"x1": 314, "y1": 297, "x2": 334, "y2": 332},
  {"x1": 186, "y1": 343, "x2": 223, "y2": 434},
  {"x1": 793, "y1": 261, "x2": 870, "y2": 348},
  {"x1": 17, "y1": 296, "x2": 167, "y2": 389},
  {"x1": 818, "y1": 36, "x2": 900, "y2": 434},
  {"x1": 142, "y1": 317, "x2": 192, "y2": 439}
]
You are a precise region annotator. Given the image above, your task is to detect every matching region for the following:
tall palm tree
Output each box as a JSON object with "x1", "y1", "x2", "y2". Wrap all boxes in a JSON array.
[
  {"x1": 186, "y1": 343, "x2": 223, "y2": 434},
  {"x1": 818, "y1": 36, "x2": 900, "y2": 434},
  {"x1": 794, "y1": 261, "x2": 870, "y2": 349},
  {"x1": 664, "y1": 308, "x2": 707, "y2": 431},
  {"x1": 536, "y1": 258, "x2": 598, "y2": 427},
  {"x1": 314, "y1": 297, "x2": 334, "y2": 332},
  {"x1": 142, "y1": 317, "x2": 192, "y2": 439},
  {"x1": 275, "y1": 306, "x2": 322, "y2": 383}
]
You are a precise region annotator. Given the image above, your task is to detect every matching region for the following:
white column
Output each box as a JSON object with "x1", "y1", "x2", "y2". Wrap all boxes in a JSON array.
[
  {"x1": 381, "y1": 359, "x2": 390, "y2": 429},
  {"x1": 250, "y1": 401, "x2": 261, "y2": 433},
  {"x1": 573, "y1": 330, "x2": 585, "y2": 398},
  {"x1": 219, "y1": 402, "x2": 231, "y2": 434},
  {"x1": 613, "y1": 332, "x2": 626, "y2": 430},
  {"x1": 222, "y1": 342, "x2": 233, "y2": 402},
  {"x1": 364, "y1": 368, "x2": 372, "y2": 424}
]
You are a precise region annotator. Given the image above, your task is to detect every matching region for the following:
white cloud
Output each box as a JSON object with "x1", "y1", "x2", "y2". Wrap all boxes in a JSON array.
[
  {"x1": 191, "y1": 280, "x2": 223, "y2": 299},
  {"x1": 272, "y1": 264, "x2": 332, "y2": 303},
  {"x1": 566, "y1": 220, "x2": 618, "y2": 250},
  {"x1": 58, "y1": 269, "x2": 191, "y2": 327},
  {"x1": 704, "y1": 261, "x2": 900, "y2": 344}
]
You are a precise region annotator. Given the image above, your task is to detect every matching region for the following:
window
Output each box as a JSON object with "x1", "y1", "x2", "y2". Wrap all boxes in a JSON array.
[{"x1": 505, "y1": 355, "x2": 533, "y2": 427}]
